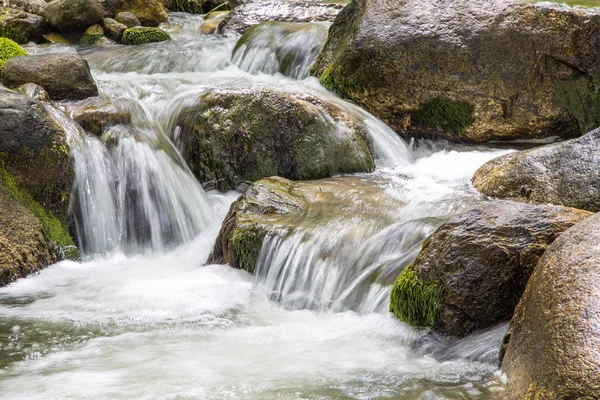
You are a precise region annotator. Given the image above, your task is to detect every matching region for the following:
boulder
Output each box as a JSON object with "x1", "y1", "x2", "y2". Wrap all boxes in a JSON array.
[
  {"x1": 502, "y1": 212, "x2": 600, "y2": 399},
  {"x1": 42, "y1": 0, "x2": 104, "y2": 32},
  {"x1": 80, "y1": 22, "x2": 104, "y2": 44},
  {"x1": 114, "y1": 10, "x2": 139, "y2": 27},
  {"x1": 311, "y1": 0, "x2": 600, "y2": 143},
  {"x1": 0, "y1": 36, "x2": 27, "y2": 75},
  {"x1": 2, "y1": 53, "x2": 98, "y2": 100},
  {"x1": 0, "y1": 87, "x2": 74, "y2": 237},
  {"x1": 65, "y1": 97, "x2": 131, "y2": 136},
  {"x1": 2, "y1": 0, "x2": 47, "y2": 16},
  {"x1": 172, "y1": 88, "x2": 375, "y2": 191},
  {"x1": 121, "y1": 26, "x2": 170, "y2": 44},
  {"x1": 0, "y1": 7, "x2": 47, "y2": 43},
  {"x1": 102, "y1": 0, "x2": 167, "y2": 27},
  {"x1": 389, "y1": 201, "x2": 591, "y2": 336},
  {"x1": 219, "y1": 1, "x2": 346, "y2": 33},
  {"x1": 472, "y1": 128, "x2": 600, "y2": 212},
  {"x1": 102, "y1": 17, "x2": 126, "y2": 41}
]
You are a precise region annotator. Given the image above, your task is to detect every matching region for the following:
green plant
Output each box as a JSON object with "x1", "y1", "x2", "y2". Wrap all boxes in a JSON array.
[
  {"x1": 389, "y1": 264, "x2": 443, "y2": 327},
  {"x1": 231, "y1": 224, "x2": 264, "y2": 273},
  {"x1": 176, "y1": 0, "x2": 204, "y2": 14},
  {"x1": 0, "y1": 37, "x2": 27, "y2": 75},
  {"x1": 121, "y1": 27, "x2": 171, "y2": 45},
  {"x1": 412, "y1": 98, "x2": 475, "y2": 135}
]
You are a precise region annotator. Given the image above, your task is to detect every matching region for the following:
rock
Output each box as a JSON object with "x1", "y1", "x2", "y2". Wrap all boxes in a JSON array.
[
  {"x1": 114, "y1": 10, "x2": 139, "y2": 27},
  {"x1": 0, "y1": 87, "x2": 75, "y2": 230},
  {"x1": 2, "y1": 0, "x2": 47, "y2": 16},
  {"x1": 219, "y1": 1, "x2": 346, "y2": 33},
  {"x1": 388, "y1": 201, "x2": 592, "y2": 336},
  {"x1": 3, "y1": 53, "x2": 98, "y2": 100},
  {"x1": 0, "y1": 36, "x2": 27, "y2": 75},
  {"x1": 472, "y1": 128, "x2": 600, "y2": 212},
  {"x1": 80, "y1": 22, "x2": 104, "y2": 44},
  {"x1": 102, "y1": 0, "x2": 167, "y2": 27},
  {"x1": 42, "y1": 31, "x2": 72, "y2": 44},
  {"x1": 200, "y1": 10, "x2": 228, "y2": 34},
  {"x1": 102, "y1": 17, "x2": 126, "y2": 41},
  {"x1": 121, "y1": 26, "x2": 170, "y2": 44},
  {"x1": 502, "y1": 212, "x2": 600, "y2": 399},
  {"x1": 13, "y1": 82, "x2": 50, "y2": 101},
  {"x1": 311, "y1": 0, "x2": 600, "y2": 143},
  {"x1": 65, "y1": 97, "x2": 131, "y2": 136},
  {"x1": 173, "y1": 88, "x2": 375, "y2": 191},
  {"x1": 0, "y1": 7, "x2": 47, "y2": 43},
  {"x1": 42, "y1": 0, "x2": 104, "y2": 32}
]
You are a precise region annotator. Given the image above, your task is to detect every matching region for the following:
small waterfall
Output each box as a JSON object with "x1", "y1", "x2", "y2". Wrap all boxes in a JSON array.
[{"x1": 232, "y1": 22, "x2": 330, "y2": 80}]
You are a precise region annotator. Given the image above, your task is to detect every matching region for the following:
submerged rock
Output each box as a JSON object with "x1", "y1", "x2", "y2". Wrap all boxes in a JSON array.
[
  {"x1": 502, "y1": 212, "x2": 600, "y2": 399},
  {"x1": 473, "y1": 128, "x2": 600, "y2": 212},
  {"x1": 3, "y1": 53, "x2": 98, "y2": 100},
  {"x1": 43, "y1": 0, "x2": 104, "y2": 32},
  {"x1": 121, "y1": 26, "x2": 170, "y2": 44},
  {"x1": 66, "y1": 97, "x2": 132, "y2": 136},
  {"x1": 219, "y1": 1, "x2": 346, "y2": 33},
  {"x1": 200, "y1": 10, "x2": 229, "y2": 34},
  {"x1": 102, "y1": 0, "x2": 168, "y2": 26},
  {"x1": 13, "y1": 82, "x2": 50, "y2": 101},
  {"x1": 0, "y1": 87, "x2": 74, "y2": 241},
  {"x1": 0, "y1": 7, "x2": 47, "y2": 43},
  {"x1": 311, "y1": 0, "x2": 600, "y2": 143},
  {"x1": 389, "y1": 201, "x2": 591, "y2": 336},
  {"x1": 173, "y1": 88, "x2": 375, "y2": 191}
]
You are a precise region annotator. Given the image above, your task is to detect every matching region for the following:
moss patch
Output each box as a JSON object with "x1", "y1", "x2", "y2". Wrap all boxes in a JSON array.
[
  {"x1": 231, "y1": 224, "x2": 264, "y2": 273},
  {"x1": 318, "y1": 65, "x2": 359, "y2": 96},
  {"x1": 0, "y1": 37, "x2": 27, "y2": 75},
  {"x1": 121, "y1": 27, "x2": 171, "y2": 45},
  {"x1": 389, "y1": 264, "x2": 443, "y2": 327},
  {"x1": 412, "y1": 98, "x2": 475, "y2": 136}
]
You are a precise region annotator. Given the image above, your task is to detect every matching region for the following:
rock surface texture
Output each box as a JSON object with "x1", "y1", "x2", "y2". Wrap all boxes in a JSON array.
[
  {"x1": 473, "y1": 128, "x2": 600, "y2": 212},
  {"x1": 102, "y1": 0, "x2": 168, "y2": 26},
  {"x1": 43, "y1": 0, "x2": 104, "y2": 31},
  {"x1": 0, "y1": 7, "x2": 47, "y2": 43},
  {"x1": 502, "y1": 212, "x2": 600, "y2": 399},
  {"x1": 389, "y1": 201, "x2": 592, "y2": 336},
  {"x1": 312, "y1": 0, "x2": 600, "y2": 143}
]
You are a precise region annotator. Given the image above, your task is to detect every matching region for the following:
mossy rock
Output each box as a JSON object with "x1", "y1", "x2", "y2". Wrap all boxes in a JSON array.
[
  {"x1": 0, "y1": 7, "x2": 47, "y2": 44},
  {"x1": 411, "y1": 98, "x2": 475, "y2": 136},
  {"x1": 121, "y1": 27, "x2": 170, "y2": 45},
  {"x1": 0, "y1": 37, "x2": 27, "y2": 75}
]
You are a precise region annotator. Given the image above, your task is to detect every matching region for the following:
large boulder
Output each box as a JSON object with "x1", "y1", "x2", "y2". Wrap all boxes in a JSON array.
[
  {"x1": 389, "y1": 201, "x2": 591, "y2": 336},
  {"x1": 219, "y1": 1, "x2": 346, "y2": 33},
  {"x1": 0, "y1": 87, "x2": 74, "y2": 246},
  {"x1": 311, "y1": 0, "x2": 600, "y2": 143},
  {"x1": 42, "y1": 0, "x2": 104, "y2": 32},
  {"x1": 0, "y1": 7, "x2": 47, "y2": 43},
  {"x1": 173, "y1": 88, "x2": 375, "y2": 191},
  {"x1": 3, "y1": 53, "x2": 98, "y2": 100},
  {"x1": 102, "y1": 0, "x2": 167, "y2": 27},
  {"x1": 473, "y1": 128, "x2": 600, "y2": 212},
  {"x1": 502, "y1": 212, "x2": 600, "y2": 399},
  {"x1": 2, "y1": 0, "x2": 47, "y2": 16}
]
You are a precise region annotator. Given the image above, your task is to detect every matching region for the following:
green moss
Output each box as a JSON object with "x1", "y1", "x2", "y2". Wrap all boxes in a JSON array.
[
  {"x1": 121, "y1": 27, "x2": 171, "y2": 45},
  {"x1": 389, "y1": 264, "x2": 443, "y2": 327},
  {"x1": 231, "y1": 224, "x2": 264, "y2": 273},
  {"x1": 0, "y1": 163, "x2": 77, "y2": 257},
  {"x1": 80, "y1": 34, "x2": 104, "y2": 45},
  {"x1": 176, "y1": 0, "x2": 204, "y2": 14},
  {"x1": 318, "y1": 65, "x2": 359, "y2": 95},
  {"x1": 412, "y1": 98, "x2": 475, "y2": 136},
  {"x1": 0, "y1": 37, "x2": 27, "y2": 75}
]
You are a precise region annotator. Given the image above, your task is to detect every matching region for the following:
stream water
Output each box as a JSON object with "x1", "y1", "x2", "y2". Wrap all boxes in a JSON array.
[{"x1": 0, "y1": 14, "x2": 515, "y2": 399}]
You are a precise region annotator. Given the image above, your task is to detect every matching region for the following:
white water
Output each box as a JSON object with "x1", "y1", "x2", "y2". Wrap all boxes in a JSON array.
[{"x1": 0, "y1": 14, "x2": 513, "y2": 399}]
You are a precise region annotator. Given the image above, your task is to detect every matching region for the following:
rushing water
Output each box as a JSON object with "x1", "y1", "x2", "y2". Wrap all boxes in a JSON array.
[{"x1": 0, "y1": 14, "x2": 514, "y2": 399}]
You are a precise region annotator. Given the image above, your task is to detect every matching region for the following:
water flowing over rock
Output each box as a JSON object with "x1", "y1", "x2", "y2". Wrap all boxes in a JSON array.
[
  {"x1": 473, "y1": 127, "x2": 600, "y2": 212},
  {"x1": 219, "y1": 1, "x2": 346, "y2": 33},
  {"x1": 43, "y1": 0, "x2": 104, "y2": 32},
  {"x1": 3, "y1": 53, "x2": 98, "y2": 100},
  {"x1": 65, "y1": 97, "x2": 132, "y2": 136},
  {"x1": 389, "y1": 201, "x2": 592, "y2": 336},
  {"x1": 502, "y1": 212, "x2": 600, "y2": 399},
  {"x1": 0, "y1": 7, "x2": 47, "y2": 43},
  {"x1": 311, "y1": 0, "x2": 600, "y2": 143},
  {"x1": 173, "y1": 88, "x2": 375, "y2": 191}
]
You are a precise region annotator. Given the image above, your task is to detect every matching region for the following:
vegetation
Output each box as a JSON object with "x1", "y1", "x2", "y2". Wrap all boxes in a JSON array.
[
  {"x1": 231, "y1": 224, "x2": 264, "y2": 273},
  {"x1": 412, "y1": 98, "x2": 475, "y2": 136},
  {"x1": 121, "y1": 27, "x2": 171, "y2": 45},
  {"x1": 0, "y1": 37, "x2": 27, "y2": 75}
]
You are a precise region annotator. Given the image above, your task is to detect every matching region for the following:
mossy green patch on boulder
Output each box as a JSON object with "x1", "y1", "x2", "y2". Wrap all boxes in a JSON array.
[
  {"x1": 121, "y1": 26, "x2": 170, "y2": 45},
  {"x1": 0, "y1": 37, "x2": 27, "y2": 75},
  {"x1": 389, "y1": 264, "x2": 443, "y2": 327},
  {"x1": 411, "y1": 98, "x2": 475, "y2": 136},
  {"x1": 80, "y1": 23, "x2": 105, "y2": 45}
]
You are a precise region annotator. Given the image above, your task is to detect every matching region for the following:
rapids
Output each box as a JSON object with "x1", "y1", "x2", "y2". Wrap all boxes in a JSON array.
[{"x1": 1, "y1": 13, "x2": 514, "y2": 399}]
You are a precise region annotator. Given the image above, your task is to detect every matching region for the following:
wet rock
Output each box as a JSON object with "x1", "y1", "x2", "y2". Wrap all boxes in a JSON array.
[
  {"x1": 311, "y1": 0, "x2": 600, "y2": 143},
  {"x1": 219, "y1": 1, "x2": 346, "y2": 33},
  {"x1": 0, "y1": 7, "x2": 47, "y2": 43},
  {"x1": 66, "y1": 97, "x2": 131, "y2": 136},
  {"x1": 121, "y1": 26, "x2": 170, "y2": 44},
  {"x1": 0, "y1": 87, "x2": 75, "y2": 228},
  {"x1": 114, "y1": 10, "x2": 139, "y2": 27},
  {"x1": 472, "y1": 128, "x2": 600, "y2": 212},
  {"x1": 43, "y1": 0, "x2": 104, "y2": 32},
  {"x1": 2, "y1": 0, "x2": 47, "y2": 16},
  {"x1": 3, "y1": 53, "x2": 98, "y2": 100},
  {"x1": 102, "y1": 0, "x2": 167, "y2": 27},
  {"x1": 42, "y1": 31, "x2": 72, "y2": 44},
  {"x1": 102, "y1": 17, "x2": 126, "y2": 41},
  {"x1": 200, "y1": 10, "x2": 229, "y2": 34},
  {"x1": 13, "y1": 82, "x2": 49, "y2": 101},
  {"x1": 502, "y1": 212, "x2": 600, "y2": 399},
  {"x1": 389, "y1": 201, "x2": 591, "y2": 336},
  {"x1": 80, "y1": 23, "x2": 104, "y2": 44},
  {"x1": 173, "y1": 88, "x2": 375, "y2": 191},
  {"x1": 0, "y1": 36, "x2": 27, "y2": 75}
]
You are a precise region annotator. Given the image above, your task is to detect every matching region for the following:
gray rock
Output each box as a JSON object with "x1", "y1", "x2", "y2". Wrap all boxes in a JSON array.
[
  {"x1": 3, "y1": 53, "x2": 98, "y2": 100},
  {"x1": 114, "y1": 10, "x2": 139, "y2": 27},
  {"x1": 502, "y1": 212, "x2": 600, "y2": 399},
  {"x1": 13, "y1": 82, "x2": 49, "y2": 101},
  {"x1": 102, "y1": 17, "x2": 126, "y2": 41},
  {"x1": 472, "y1": 128, "x2": 600, "y2": 212},
  {"x1": 102, "y1": 0, "x2": 167, "y2": 26},
  {"x1": 42, "y1": 0, "x2": 104, "y2": 31},
  {"x1": 66, "y1": 97, "x2": 131, "y2": 136},
  {"x1": 2, "y1": 0, "x2": 47, "y2": 16},
  {"x1": 0, "y1": 7, "x2": 47, "y2": 43}
]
